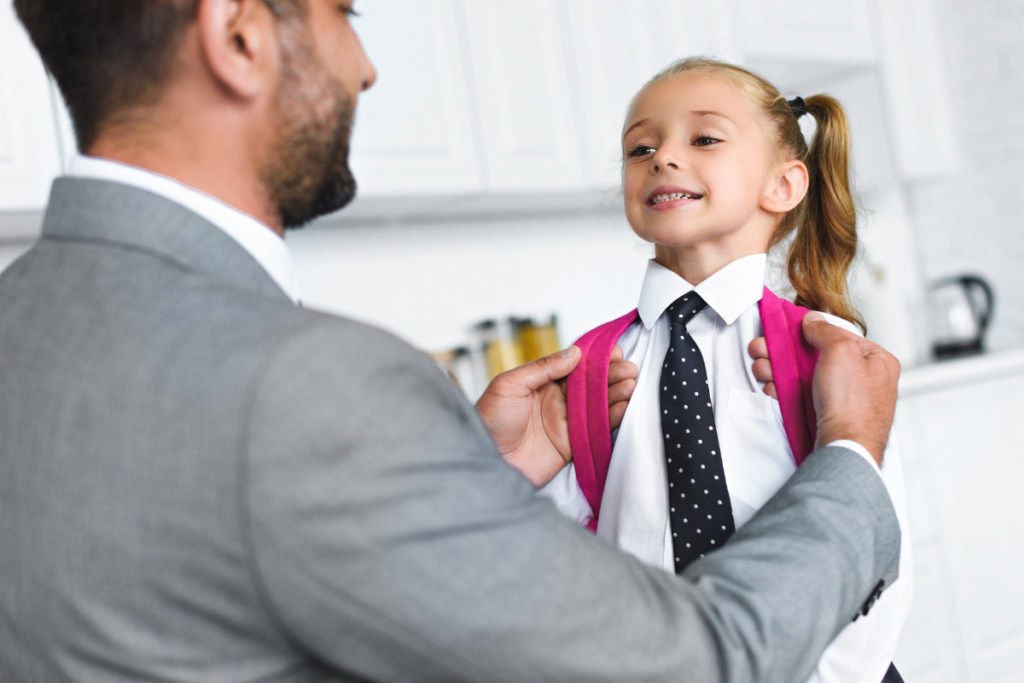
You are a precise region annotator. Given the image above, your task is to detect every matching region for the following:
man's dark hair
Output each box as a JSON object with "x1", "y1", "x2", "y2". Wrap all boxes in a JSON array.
[
  {"x1": 14, "y1": 0, "x2": 304, "y2": 153},
  {"x1": 13, "y1": 1, "x2": 200, "y2": 152}
]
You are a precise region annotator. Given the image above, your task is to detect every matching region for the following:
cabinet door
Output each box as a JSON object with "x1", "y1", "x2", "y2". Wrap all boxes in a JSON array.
[
  {"x1": 347, "y1": 0, "x2": 482, "y2": 201},
  {"x1": 562, "y1": 0, "x2": 738, "y2": 192},
  {"x1": 730, "y1": 0, "x2": 875, "y2": 65},
  {"x1": 730, "y1": 0, "x2": 876, "y2": 92},
  {"x1": 457, "y1": 0, "x2": 587, "y2": 193},
  {"x1": 874, "y1": 0, "x2": 958, "y2": 179},
  {"x1": 895, "y1": 362, "x2": 1024, "y2": 681},
  {"x1": 560, "y1": 0, "x2": 669, "y2": 192},
  {"x1": 0, "y1": 4, "x2": 62, "y2": 214}
]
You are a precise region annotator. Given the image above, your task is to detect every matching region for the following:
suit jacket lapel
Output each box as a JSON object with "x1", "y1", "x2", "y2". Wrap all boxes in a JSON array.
[{"x1": 41, "y1": 177, "x2": 289, "y2": 302}]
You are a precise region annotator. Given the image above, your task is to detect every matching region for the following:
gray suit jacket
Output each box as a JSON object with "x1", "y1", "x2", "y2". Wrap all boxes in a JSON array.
[{"x1": 0, "y1": 178, "x2": 900, "y2": 682}]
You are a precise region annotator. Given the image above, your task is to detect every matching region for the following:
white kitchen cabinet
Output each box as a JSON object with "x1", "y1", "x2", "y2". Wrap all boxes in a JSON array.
[
  {"x1": 0, "y1": 3, "x2": 62, "y2": 218},
  {"x1": 730, "y1": 0, "x2": 876, "y2": 85},
  {"x1": 873, "y1": 0, "x2": 959, "y2": 179},
  {"x1": 560, "y1": 0, "x2": 667, "y2": 192},
  {"x1": 0, "y1": 0, "x2": 959, "y2": 232},
  {"x1": 346, "y1": 0, "x2": 482, "y2": 212},
  {"x1": 456, "y1": 0, "x2": 587, "y2": 194},
  {"x1": 893, "y1": 351, "x2": 1024, "y2": 682},
  {"x1": 341, "y1": 0, "x2": 596, "y2": 220}
]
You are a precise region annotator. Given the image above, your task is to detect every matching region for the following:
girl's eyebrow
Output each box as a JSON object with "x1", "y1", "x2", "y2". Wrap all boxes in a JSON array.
[
  {"x1": 691, "y1": 110, "x2": 738, "y2": 127},
  {"x1": 623, "y1": 110, "x2": 738, "y2": 141},
  {"x1": 622, "y1": 118, "x2": 650, "y2": 139}
]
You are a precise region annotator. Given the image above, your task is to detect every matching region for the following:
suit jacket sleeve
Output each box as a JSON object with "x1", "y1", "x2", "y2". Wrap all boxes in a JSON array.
[{"x1": 240, "y1": 317, "x2": 900, "y2": 683}]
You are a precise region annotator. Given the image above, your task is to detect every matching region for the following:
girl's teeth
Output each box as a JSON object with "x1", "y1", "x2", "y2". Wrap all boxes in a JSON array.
[{"x1": 652, "y1": 192, "x2": 698, "y2": 204}]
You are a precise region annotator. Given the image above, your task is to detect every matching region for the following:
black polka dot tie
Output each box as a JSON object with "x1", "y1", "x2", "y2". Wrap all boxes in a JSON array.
[{"x1": 660, "y1": 293, "x2": 735, "y2": 572}]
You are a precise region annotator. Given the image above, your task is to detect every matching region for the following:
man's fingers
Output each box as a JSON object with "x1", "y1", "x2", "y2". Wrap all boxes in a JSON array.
[
  {"x1": 608, "y1": 379, "x2": 636, "y2": 430},
  {"x1": 608, "y1": 356, "x2": 638, "y2": 385},
  {"x1": 751, "y1": 357, "x2": 773, "y2": 384},
  {"x1": 608, "y1": 377, "x2": 637, "y2": 406},
  {"x1": 754, "y1": 367, "x2": 777, "y2": 399},
  {"x1": 749, "y1": 333, "x2": 772, "y2": 387},
  {"x1": 747, "y1": 336, "x2": 768, "y2": 362},
  {"x1": 491, "y1": 346, "x2": 581, "y2": 395},
  {"x1": 747, "y1": 336, "x2": 774, "y2": 397},
  {"x1": 609, "y1": 400, "x2": 628, "y2": 431},
  {"x1": 802, "y1": 312, "x2": 901, "y2": 377}
]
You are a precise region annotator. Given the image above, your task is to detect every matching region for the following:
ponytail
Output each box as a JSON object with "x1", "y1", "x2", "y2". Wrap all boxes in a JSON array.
[{"x1": 781, "y1": 95, "x2": 865, "y2": 333}]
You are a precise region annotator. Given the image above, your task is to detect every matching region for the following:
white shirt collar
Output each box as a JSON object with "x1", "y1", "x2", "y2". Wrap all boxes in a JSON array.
[
  {"x1": 66, "y1": 156, "x2": 299, "y2": 303},
  {"x1": 637, "y1": 253, "x2": 767, "y2": 328}
]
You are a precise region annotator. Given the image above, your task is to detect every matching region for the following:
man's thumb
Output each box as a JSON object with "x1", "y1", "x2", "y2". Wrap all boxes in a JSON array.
[
  {"x1": 525, "y1": 345, "x2": 581, "y2": 387},
  {"x1": 801, "y1": 311, "x2": 836, "y2": 350}
]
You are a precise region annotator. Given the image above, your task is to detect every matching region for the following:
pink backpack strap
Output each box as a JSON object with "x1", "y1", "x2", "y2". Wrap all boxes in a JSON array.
[
  {"x1": 566, "y1": 309, "x2": 638, "y2": 530},
  {"x1": 567, "y1": 290, "x2": 819, "y2": 531},
  {"x1": 758, "y1": 287, "x2": 819, "y2": 465}
]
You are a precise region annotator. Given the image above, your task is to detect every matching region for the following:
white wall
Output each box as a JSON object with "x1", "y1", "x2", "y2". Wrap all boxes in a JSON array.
[
  {"x1": 287, "y1": 207, "x2": 651, "y2": 353},
  {"x1": 906, "y1": 0, "x2": 1024, "y2": 353}
]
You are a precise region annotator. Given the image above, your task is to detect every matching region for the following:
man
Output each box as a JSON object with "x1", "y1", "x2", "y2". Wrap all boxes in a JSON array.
[{"x1": 0, "y1": 1, "x2": 901, "y2": 681}]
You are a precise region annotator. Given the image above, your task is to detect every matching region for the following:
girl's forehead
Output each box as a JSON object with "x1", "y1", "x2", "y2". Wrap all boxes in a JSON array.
[{"x1": 628, "y1": 71, "x2": 756, "y2": 124}]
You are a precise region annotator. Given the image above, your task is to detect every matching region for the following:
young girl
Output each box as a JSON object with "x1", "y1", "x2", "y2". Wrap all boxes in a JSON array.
[{"x1": 537, "y1": 58, "x2": 912, "y2": 683}]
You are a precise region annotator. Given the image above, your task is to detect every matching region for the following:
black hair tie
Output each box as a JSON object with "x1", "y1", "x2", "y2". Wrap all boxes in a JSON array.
[{"x1": 788, "y1": 96, "x2": 808, "y2": 120}]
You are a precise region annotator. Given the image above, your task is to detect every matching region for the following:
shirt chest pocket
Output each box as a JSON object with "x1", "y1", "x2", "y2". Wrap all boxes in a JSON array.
[
  {"x1": 719, "y1": 389, "x2": 795, "y2": 524},
  {"x1": 724, "y1": 389, "x2": 784, "y2": 425}
]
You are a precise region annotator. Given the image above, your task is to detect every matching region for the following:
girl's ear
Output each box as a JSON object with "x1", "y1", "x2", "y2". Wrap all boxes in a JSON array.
[{"x1": 761, "y1": 159, "x2": 809, "y2": 214}]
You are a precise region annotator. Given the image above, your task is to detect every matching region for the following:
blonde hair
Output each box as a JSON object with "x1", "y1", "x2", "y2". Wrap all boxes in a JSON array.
[{"x1": 629, "y1": 57, "x2": 864, "y2": 332}]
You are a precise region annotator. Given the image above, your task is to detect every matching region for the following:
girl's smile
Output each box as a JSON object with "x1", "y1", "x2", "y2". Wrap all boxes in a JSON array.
[{"x1": 646, "y1": 185, "x2": 705, "y2": 208}]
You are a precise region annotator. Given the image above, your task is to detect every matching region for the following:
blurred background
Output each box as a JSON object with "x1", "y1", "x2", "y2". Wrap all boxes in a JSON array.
[{"x1": 1, "y1": 1, "x2": 1022, "y2": 680}]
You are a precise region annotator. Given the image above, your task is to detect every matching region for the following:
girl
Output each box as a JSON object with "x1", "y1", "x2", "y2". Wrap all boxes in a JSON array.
[{"x1": 537, "y1": 58, "x2": 912, "y2": 683}]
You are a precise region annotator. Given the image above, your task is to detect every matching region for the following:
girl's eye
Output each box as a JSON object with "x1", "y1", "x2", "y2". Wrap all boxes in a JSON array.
[
  {"x1": 627, "y1": 144, "x2": 656, "y2": 158},
  {"x1": 693, "y1": 135, "x2": 720, "y2": 147}
]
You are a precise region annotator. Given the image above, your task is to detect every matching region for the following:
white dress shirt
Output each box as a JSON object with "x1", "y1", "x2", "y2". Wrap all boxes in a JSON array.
[
  {"x1": 66, "y1": 156, "x2": 299, "y2": 303},
  {"x1": 542, "y1": 255, "x2": 913, "y2": 683}
]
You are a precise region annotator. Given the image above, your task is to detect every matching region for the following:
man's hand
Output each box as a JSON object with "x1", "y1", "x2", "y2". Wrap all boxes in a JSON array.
[
  {"x1": 476, "y1": 345, "x2": 637, "y2": 487},
  {"x1": 607, "y1": 344, "x2": 638, "y2": 430},
  {"x1": 802, "y1": 313, "x2": 900, "y2": 466},
  {"x1": 748, "y1": 336, "x2": 776, "y2": 399}
]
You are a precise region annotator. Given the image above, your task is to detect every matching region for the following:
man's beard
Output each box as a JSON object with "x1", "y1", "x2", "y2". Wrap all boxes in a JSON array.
[{"x1": 262, "y1": 39, "x2": 357, "y2": 229}]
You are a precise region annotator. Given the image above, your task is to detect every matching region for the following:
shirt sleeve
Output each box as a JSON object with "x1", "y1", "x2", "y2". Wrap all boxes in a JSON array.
[
  {"x1": 804, "y1": 433, "x2": 914, "y2": 683},
  {"x1": 536, "y1": 463, "x2": 595, "y2": 527},
  {"x1": 824, "y1": 439, "x2": 880, "y2": 473}
]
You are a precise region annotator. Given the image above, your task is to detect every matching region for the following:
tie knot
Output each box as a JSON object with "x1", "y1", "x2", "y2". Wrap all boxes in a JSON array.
[{"x1": 667, "y1": 293, "x2": 707, "y2": 327}]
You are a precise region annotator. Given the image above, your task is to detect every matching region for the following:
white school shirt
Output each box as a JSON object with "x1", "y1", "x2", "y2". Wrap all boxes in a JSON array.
[
  {"x1": 541, "y1": 254, "x2": 913, "y2": 683},
  {"x1": 66, "y1": 156, "x2": 300, "y2": 304}
]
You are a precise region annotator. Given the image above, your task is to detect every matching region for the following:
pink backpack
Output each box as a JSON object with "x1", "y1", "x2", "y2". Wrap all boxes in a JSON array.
[{"x1": 567, "y1": 287, "x2": 819, "y2": 531}]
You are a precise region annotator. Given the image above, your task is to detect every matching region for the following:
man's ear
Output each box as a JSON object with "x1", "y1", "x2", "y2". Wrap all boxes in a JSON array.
[
  {"x1": 760, "y1": 159, "x2": 809, "y2": 214},
  {"x1": 195, "y1": 0, "x2": 279, "y2": 100}
]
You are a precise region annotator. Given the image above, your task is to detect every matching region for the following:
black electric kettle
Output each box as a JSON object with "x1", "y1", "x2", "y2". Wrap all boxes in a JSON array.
[{"x1": 926, "y1": 274, "x2": 995, "y2": 359}]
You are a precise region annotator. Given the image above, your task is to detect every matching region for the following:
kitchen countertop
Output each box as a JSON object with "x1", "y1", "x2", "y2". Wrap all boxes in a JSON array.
[{"x1": 899, "y1": 347, "x2": 1024, "y2": 397}]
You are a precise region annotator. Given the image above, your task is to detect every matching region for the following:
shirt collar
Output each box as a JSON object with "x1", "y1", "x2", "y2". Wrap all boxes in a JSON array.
[
  {"x1": 637, "y1": 254, "x2": 767, "y2": 328},
  {"x1": 66, "y1": 156, "x2": 299, "y2": 303}
]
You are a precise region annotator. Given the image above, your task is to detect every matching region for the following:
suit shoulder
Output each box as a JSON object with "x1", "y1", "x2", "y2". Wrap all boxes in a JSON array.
[{"x1": 255, "y1": 305, "x2": 451, "y2": 397}]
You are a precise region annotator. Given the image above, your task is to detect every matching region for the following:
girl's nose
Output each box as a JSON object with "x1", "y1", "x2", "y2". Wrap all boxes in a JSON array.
[{"x1": 652, "y1": 146, "x2": 681, "y2": 173}]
